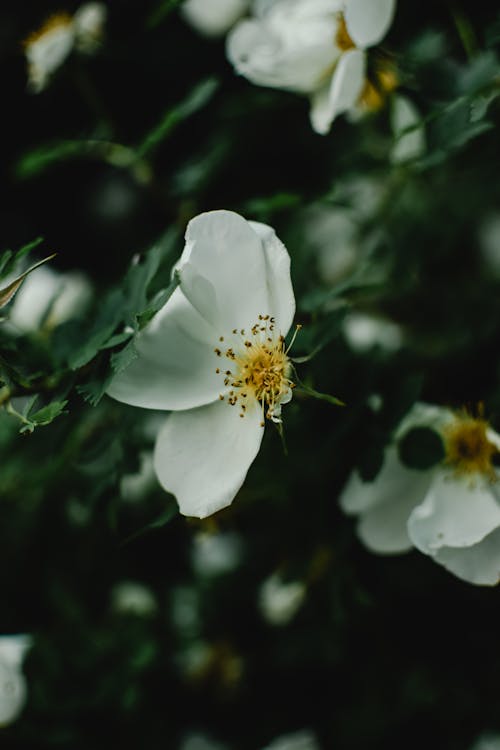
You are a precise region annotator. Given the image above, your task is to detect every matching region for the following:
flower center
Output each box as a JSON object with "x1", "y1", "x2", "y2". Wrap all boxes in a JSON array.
[
  {"x1": 443, "y1": 415, "x2": 498, "y2": 480},
  {"x1": 213, "y1": 315, "x2": 294, "y2": 426},
  {"x1": 358, "y1": 61, "x2": 399, "y2": 112},
  {"x1": 335, "y1": 14, "x2": 356, "y2": 52}
]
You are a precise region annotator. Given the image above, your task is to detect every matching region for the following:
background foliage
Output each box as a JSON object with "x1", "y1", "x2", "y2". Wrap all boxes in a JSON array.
[{"x1": 2, "y1": 1, "x2": 500, "y2": 747}]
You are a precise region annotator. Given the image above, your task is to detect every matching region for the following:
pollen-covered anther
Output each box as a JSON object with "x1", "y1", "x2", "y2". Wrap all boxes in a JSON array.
[
  {"x1": 214, "y1": 316, "x2": 295, "y2": 423},
  {"x1": 444, "y1": 414, "x2": 499, "y2": 482}
]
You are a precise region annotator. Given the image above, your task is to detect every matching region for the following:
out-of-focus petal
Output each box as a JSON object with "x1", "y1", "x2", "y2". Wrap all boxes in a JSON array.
[
  {"x1": 310, "y1": 48, "x2": 365, "y2": 133},
  {"x1": 344, "y1": 0, "x2": 396, "y2": 49},
  {"x1": 434, "y1": 527, "x2": 500, "y2": 586},
  {"x1": 408, "y1": 471, "x2": 500, "y2": 553}
]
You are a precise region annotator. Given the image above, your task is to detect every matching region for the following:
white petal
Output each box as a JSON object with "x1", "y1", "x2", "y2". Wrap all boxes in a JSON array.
[
  {"x1": 107, "y1": 286, "x2": 221, "y2": 411},
  {"x1": 344, "y1": 0, "x2": 396, "y2": 49},
  {"x1": 339, "y1": 446, "x2": 433, "y2": 514},
  {"x1": 310, "y1": 49, "x2": 365, "y2": 134},
  {"x1": 433, "y1": 527, "x2": 500, "y2": 586},
  {"x1": 0, "y1": 660, "x2": 27, "y2": 727},
  {"x1": 178, "y1": 210, "x2": 286, "y2": 331},
  {"x1": 227, "y1": 8, "x2": 341, "y2": 94},
  {"x1": 181, "y1": 0, "x2": 249, "y2": 37},
  {"x1": 154, "y1": 400, "x2": 264, "y2": 518},
  {"x1": 0, "y1": 636, "x2": 32, "y2": 670},
  {"x1": 395, "y1": 402, "x2": 453, "y2": 440},
  {"x1": 358, "y1": 489, "x2": 425, "y2": 554},
  {"x1": 408, "y1": 471, "x2": 500, "y2": 554},
  {"x1": 249, "y1": 221, "x2": 295, "y2": 336}
]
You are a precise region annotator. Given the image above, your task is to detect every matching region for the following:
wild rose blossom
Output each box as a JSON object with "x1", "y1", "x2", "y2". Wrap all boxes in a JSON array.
[
  {"x1": 0, "y1": 635, "x2": 32, "y2": 727},
  {"x1": 226, "y1": 0, "x2": 397, "y2": 134},
  {"x1": 339, "y1": 403, "x2": 500, "y2": 585},
  {"x1": 107, "y1": 210, "x2": 296, "y2": 518}
]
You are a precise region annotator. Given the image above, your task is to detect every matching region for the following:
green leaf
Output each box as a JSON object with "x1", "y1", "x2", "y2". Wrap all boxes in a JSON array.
[
  {"x1": 120, "y1": 502, "x2": 178, "y2": 546},
  {"x1": 19, "y1": 400, "x2": 68, "y2": 434},
  {"x1": 0, "y1": 237, "x2": 44, "y2": 280},
  {"x1": 146, "y1": 0, "x2": 183, "y2": 29},
  {"x1": 136, "y1": 77, "x2": 220, "y2": 159},
  {"x1": 0, "y1": 254, "x2": 56, "y2": 309},
  {"x1": 110, "y1": 341, "x2": 138, "y2": 374}
]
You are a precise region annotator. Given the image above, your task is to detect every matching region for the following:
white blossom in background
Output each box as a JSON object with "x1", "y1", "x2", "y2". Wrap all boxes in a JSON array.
[
  {"x1": 0, "y1": 635, "x2": 32, "y2": 728},
  {"x1": 479, "y1": 213, "x2": 500, "y2": 277},
  {"x1": 73, "y1": 2, "x2": 107, "y2": 52},
  {"x1": 120, "y1": 451, "x2": 159, "y2": 503},
  {"x1": 7, "y1": 266, "x2": 93, "y2": 334},
  {"x1": 107, "y1": 210, "x2": 296, "y2": 519},
  {"x1": 339, "y1": 402, "x2": 500, "y2": 585},
  {"x1": 227, "y1": 0, "x2": 397, "y2": 134},
  {"x1": 342, "y1": 311, "x2": 403, "y2": 353},
  {"x1": 470, "y1": 734, "x2": 500, "y2": 750},
  {"x1": 24, "y1": 3, "x2": 106, "y2": 92},
  {"x1": 191, "y1": 530, "x2": 243, "y2": 577},
  {"x1": 110, "y1": 581, "x2": 157, "y2": 617},
  {"x1": 261, "y1": 729, "x2": 321, "y2": 750},
  {"x1": 390, "y1": 94, "x2": 426, "y2": 164},
  {"x1": 258, "y1": 572, "x2": 307, "y2": 625},
  {"x1": 181, "y1": 0, "x2": 250, "y2": 37},
  {"x1": 179, "y1": 732, "x2": 229, "y2": 750}
]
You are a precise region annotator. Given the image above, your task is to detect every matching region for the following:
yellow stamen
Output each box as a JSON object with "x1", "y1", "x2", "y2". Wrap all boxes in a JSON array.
[
  {"x1": 335, "y1": 14, "x2": 355, "y2": 52},
  {"x1": 23, "y1": 13, "x2": 73, "y2": 48},
  {"x1": 443, "y1": 412, "x2": 499, "y2": 481}
]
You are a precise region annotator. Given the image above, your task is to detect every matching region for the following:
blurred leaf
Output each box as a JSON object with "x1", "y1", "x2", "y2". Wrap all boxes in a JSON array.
[
  {"x1": 0, "y1": 237, "x2": 44, "y2": 280},
  {"x1": 136, "y1": 77, "x2": 220, "y2": 159},
  {"x1": 146, "y1": 0, "x2": 183, "y2": 29}
]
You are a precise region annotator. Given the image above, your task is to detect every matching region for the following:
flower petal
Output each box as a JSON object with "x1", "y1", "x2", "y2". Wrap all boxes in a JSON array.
[
  {"x1": 177, "y1": 210, "x2": 276, "y2": 331},
  {"x1": 433, "y1": 527, "x2": 500, "y2": 586},
  {"x1": 154, "y1": 399, "x2": 264, "y2": 518},
  {"x1": 339, "y1": 446, "x2": 433, "y2": 514},
  {"x1": 344, "y1": 0, "x2": 396, "y2": 49},
  {"x1": 407, "y1": 471, "x2": 500, "y2": 554},
  {"x1": 249, "y1": 220, "x2": 295, "y2": 336},
  {"x1": 310, "y1": 49, "x2": 365, "y2": 134},
  {"x1": 358, "y1": 489, "x2": 426, "y2": 554},
  {"x1": 106, "y1": 287, "x2": 221, "y2": 411}
]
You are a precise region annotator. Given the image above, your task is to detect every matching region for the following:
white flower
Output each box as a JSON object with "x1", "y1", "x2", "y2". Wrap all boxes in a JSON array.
[
  {"x1": 24, "y1": 13, "x2": 75, "y2": 93},
  {"x1": 110, "y1": 581, "x2": 157, "y2": 617},
  {"x1": 226, "y1": 0, "x2": 397, "y2": 134},
  {"x1": 258, "y1": 572, "x2": 306, "y2": 625},
  {"x1": 181, "y1": 0, "x2": 250, "y2": 37},
  {"x1": 191, "y1": 530, "x2": 243, "y2": 576},
  {"x1": 73, "y1": 2, "x2": 107, "y2": 53},
  {"x1": 107, "y1": 210, "x2": 296, "y2": 519},
  {"x1": 0, "y1": 635, "x2": 32, "y2": 727},
  {"x1": 339, "y1": 402, "x2": 500, "y2": 585},
  {"x1": 24, "y1": 4, "x2": 106, "y2": 92},
  {"x1": 179, "y1": 732, "x2": 229, "y2": 750},
  {"x1": 7, "y1": 266, "x2": 93, "y2": 333},
  {"x1": 261, "y1": 729, "x2": 321, "y2": 750},
  {"x1": 342, "y1": 311, "x2": 403, "y2": 353}
]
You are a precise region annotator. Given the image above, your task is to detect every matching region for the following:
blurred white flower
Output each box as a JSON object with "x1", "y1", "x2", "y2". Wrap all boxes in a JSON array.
[
  {"x1": 181, "y1": 0, "x2": 250, "y2": 37},
  {"x1": 24, "y1": 13, "x2": 75, "y2": 93},
  {"x1": 342, "y1": 311, "x2": 403, "y2": 353},
  {"x1": 479, "y1": 213, "x2": 500, "y2": 277},
  {"x1": 110, "y1": 581, "x2": 157, "y2": 617},
  {"x1": 340, "y1": 402, "x2": 500, "y2": 585},
  {"x1": 191, "y1": 530, "x2": 243, "y2": 577},
  {"x1": 7, "y1": 265, "x2": 92, "y2": 333},
  {"x1": 73, "y1": 2, "x2": 107, "y2": 53},
  {"x1": 120, "y1": 451, "x2": 159, "y2": 503},
  {"x1": 259, "y1": 572, "x2": 306, "y2": 625},
  {"x1": 179, "y1": 732, "x2": 229, "y2": 750},
  {"x1": 390, "y1": 94, "x2": 425, "y2": 164},
  {"x1": 0, "y1": 635, "x2": 32, "y2": 728},
  {"x1": 227, "y1": 0, "x2": 397, "y2": 133},
  {"x1": 107, "y1": 210, "x2": 296, "y2": 519},
  {"x1": 262, "y1": 729, "x2": 320, "y2": 750},
  {"x1": 470, "y1": 734, "x2": 500, "y2": 750},
  {"x1": 24, "y1": 3, "x2": 106, "y2": 92}
]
